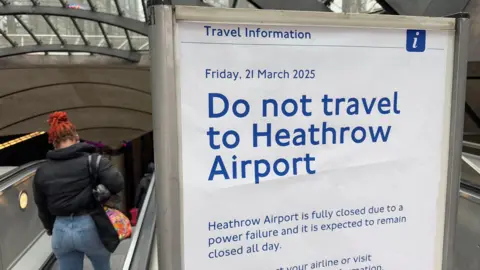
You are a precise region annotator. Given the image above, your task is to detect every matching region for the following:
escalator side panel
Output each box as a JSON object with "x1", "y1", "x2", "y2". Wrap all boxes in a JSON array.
[
  {"x1": 10, "y1": 232, "x2": 51, "y2": 270},
  {"x1": 124, "y1": 178, "x2": 157, "y2": 270},
  {"x1": 148, "y1": 235, "x2": 159, "y2": 270},
  {"x1": 0, "y1": 169, "x2": 45, "y2": 270},
  {"x1": 455, "y1": 191, "x2": 480, "y2": 270}
]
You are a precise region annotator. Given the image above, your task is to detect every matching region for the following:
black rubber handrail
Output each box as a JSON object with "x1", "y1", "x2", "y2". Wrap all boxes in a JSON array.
[
  {"x1": 460, "y1": 180, "x2": 480, "y2": 194},
  {"x1": 0, "y1": 160, "x2": 45, "y2": 184},
  {"x1": 40, "y1": 253, "x2": 56, "y2": 270}
]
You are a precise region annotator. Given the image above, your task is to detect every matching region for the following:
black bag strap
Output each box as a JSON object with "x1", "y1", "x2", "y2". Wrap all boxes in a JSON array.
[{"x1": 88, "y1": 154, "x2": 102, "y2": 186}]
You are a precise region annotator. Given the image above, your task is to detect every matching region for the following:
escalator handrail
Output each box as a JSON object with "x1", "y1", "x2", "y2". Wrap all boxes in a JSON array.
[
  {"x1": 0, "y1": 159, "x2": 45, "y2": 184},
  {"x1": 122, "y1": 174, "x2": 156, "y2": 270},
  {"x1": 460, "y1": 181, "x2": 480, "y2": 205},
  {"x1": 463, "y1": 140, "x2": 480, "y2": 150}
]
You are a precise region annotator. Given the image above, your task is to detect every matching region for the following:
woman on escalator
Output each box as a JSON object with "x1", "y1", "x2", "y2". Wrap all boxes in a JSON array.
[{"x1": 32, "y1": 111, "x2": 124, "y2": 270}]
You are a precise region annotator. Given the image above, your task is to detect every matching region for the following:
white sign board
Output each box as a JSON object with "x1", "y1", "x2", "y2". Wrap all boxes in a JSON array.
[
  {"x1": 176, "y1": 19, "x2": 454, "y2": 270},
  {"x1": 149, "y1": 6, "x2": 466, "y2": 270}
]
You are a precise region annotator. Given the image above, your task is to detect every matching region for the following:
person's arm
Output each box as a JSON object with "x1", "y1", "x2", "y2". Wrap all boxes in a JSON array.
[
  {"x1": 97, "y1": 156, "x2": 124, "y2": 194},
  {"x1": 32, "y1": 171, "x2": 55, "y2": 235}
]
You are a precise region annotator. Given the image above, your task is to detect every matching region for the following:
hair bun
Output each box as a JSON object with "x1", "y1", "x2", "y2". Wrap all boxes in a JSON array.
[{"x1": 48, "y1": 111, "x2": 69, "y2": 126}]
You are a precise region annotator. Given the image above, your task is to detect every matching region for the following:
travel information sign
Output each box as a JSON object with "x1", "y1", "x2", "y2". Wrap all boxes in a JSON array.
[{"x1": 148, "y1": 5, "x2": 468, "y2": 270}]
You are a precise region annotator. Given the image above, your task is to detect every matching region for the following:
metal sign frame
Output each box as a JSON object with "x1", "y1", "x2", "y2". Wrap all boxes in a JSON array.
[{"x1": 147, "y1": 2, "x2": 469, "y2": 269}]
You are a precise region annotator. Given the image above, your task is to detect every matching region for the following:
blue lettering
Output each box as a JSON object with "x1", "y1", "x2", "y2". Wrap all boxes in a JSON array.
[
  {"x1": 362, "y1": 98, "x2": 376, "y2": 114},
  {"x1": 204, "y1": 25, "x2": 212, "y2": 36},
  {"x1": 393, "y1": 91, "x2": 401, "y2": 114},
  {"x1": 281, "y1": 99, "x2": 298, "y2": 117},
  {"x1": 322, "y1": 91, "x2": 401, "y2": 116},
  {"x1": 275, "y1": 129, "x2": 290, "y2": 146},
  {"x1": 273, "y1": 159, "x2": 289, "y2": 176},
  {"x1": 209, "y1": 93, "x2": 229, "y2": 118},
  {"x1": 208, "y1": 93, "x2": 249, "y2": 118},
  {"x1": 351, "y1": 127, "x2": 367, "y2": 143},
  {"x1": 300, "y1": 95, "x2": 312, "y2": 116},
  {"x1": 207, "y1": 154, "x2": 316, "y2": 184},
  {"x1": 209, "y1": 155, "x2": 229, "y2": 181},
  {"x1": 222, "y1": 130, "x2": 240, "y2": 149},
  {"x1": 378, "y1": 97, "x2": 391, "y2": 114},
  {"x1": 253, "y1": 123, "x2": 271, "y2": 147},
  {"x1": 370, "y1": 126, "x2": 392, "y2": 142},
  {"x1": 262, "y1": 99, "x2": 278, "y2": 117},
  {"x1": 322, "y1": 95, "x2": 334, "y2": 116},
  {"x1": 232, "y1": 99, "x2": 250, "y2": 118},
  {"x1": 335, "y1": 98, "x2": 345, "y2": 115},
  {"x1": 262, "y1": 95, "x2": 312, "y2": 117},
  {"x1": 254, "y1": 159, "x2": 270, "y2": 184},
  {"x1": 252, "y1": 122, "x2": 392, "y2": 148},
  {"x1": 322, "y1": 122, "x2": 337, "y2": 145},
  {"x1": 203, "y1": 25, "x2": 242, "y2": 37},
  {"x1": 304, "y1": 154, "x2": 316, "y2": 174},
  {"x1": 207, "y1": 127, "x2": 221, "y2": 149}
]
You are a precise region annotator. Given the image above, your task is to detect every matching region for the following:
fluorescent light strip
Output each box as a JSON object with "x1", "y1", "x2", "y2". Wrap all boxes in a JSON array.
[{"x1": 0, "y1": 131, "x2": 46, "y2": 150}]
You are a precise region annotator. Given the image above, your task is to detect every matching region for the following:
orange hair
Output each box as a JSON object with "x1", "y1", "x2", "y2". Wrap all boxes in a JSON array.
[{"x1": 47, "y1": 111, "x2": 77, "y2": 144}]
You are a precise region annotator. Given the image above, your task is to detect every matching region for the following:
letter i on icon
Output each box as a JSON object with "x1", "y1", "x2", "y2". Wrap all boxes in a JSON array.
[{"x1": 412, "y1": 31, "x2": 419, "y2": 49}]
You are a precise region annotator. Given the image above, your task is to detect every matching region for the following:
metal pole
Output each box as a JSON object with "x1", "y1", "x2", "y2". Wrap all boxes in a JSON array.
[
  {"x1": 342, "y1": 0, "x2": 364, "y2": 13},
  {"x1": 442, "y1": 14, "x2": 470, "y2": 270},
  {"x1": 147, "y1": 1, "x2": 181, "y2": 270}
]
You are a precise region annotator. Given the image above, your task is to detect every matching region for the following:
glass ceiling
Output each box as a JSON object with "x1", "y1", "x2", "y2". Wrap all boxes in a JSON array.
[
  {"x1": 327, "y1": 0, "x2": 384, "y2": 13},
  {"x1": 0, "y1": 0, "x2": 149, "y2": 61}
]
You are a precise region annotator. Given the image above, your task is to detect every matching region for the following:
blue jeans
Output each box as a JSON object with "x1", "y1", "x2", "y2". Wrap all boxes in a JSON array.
[{"x1": 52, "y1": 215, "x2": 111, "y2": 270}]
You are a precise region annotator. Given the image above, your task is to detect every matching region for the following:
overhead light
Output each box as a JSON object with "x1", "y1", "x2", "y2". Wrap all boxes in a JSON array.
[{"x1": 0, "y1": 131, "x2": 46, "y2": 150}]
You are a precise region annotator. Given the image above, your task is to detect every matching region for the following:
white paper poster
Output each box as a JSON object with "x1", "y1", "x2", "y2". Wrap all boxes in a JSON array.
[{"x1": 176, "y1": 21, "x2": 453, "y2": 270}]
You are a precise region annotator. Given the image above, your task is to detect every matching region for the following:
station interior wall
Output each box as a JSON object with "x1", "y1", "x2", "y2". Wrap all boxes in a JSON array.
[
  {"x1": 1, "y1": 1, "x2": 480, "y2": 211},
  {"x1": 0, "y1": 131, "x2": 154, "y2": 212},
  {"x1": 0, "y1": 54, "x2": 151, "y2": 148}
]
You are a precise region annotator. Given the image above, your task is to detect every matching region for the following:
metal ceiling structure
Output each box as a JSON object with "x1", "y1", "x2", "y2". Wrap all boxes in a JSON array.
[
  {"x1": 246, "y1": 0, "x2": 331, "y2": 12},
  {"x1": 377, "y1": 0, "x2": 469, "y2": 16},
  {"x1": 0, "y1": 0, "x2": 388, "y2": 63},
  {"x1": 0, "y1": 0, "x2": 150, "y2": 62}
]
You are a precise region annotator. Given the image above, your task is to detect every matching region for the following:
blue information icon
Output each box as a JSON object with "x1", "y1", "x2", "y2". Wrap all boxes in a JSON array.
[{"x1": 406, "y1": 30, "x2": 426, "y2": 52}]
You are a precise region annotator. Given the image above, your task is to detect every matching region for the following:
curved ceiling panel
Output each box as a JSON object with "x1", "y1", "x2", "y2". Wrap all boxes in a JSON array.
[
  {"x1": 78, "y1": 128, "x2": 147, "y2": 147},
  {"x1": 0, "y1": 67, "x2": 150, "y2": 97},
  {"x1": 0, "y1": 83, "x2": 152, "y2": 130},
  {"x1": 0, "y1": 107, "x2": 152, "y2": 144},
  {"x1": 0, "y1": 54, "x2": 150, "y2": 68}
]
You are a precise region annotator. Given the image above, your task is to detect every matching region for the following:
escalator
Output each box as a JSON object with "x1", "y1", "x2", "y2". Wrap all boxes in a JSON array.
[
  {"x1": 10, "y1": 149, "x2": 480, "y2": 270},
  {"x1": 42, "y1": 175, "x2": 157, "y2": 270},
  {"x1": 0, "y1": 161, "x2": 47, "y2": 270},
  {"x1": 0, "y1": 161, "x2": 157, "y2": 270},
  {"x1": 456, "y1": 148, "x2": 480, "y2": 270}
]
